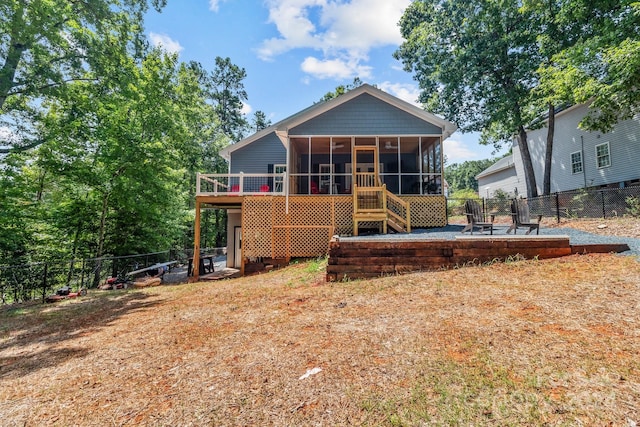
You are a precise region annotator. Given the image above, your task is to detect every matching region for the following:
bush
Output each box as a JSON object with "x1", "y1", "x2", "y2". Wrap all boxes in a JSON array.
[{"x1": 626, "y1": 196, "x2": 640, "y2": 217}]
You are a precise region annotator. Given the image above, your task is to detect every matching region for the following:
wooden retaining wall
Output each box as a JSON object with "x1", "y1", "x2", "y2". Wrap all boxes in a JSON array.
[{"x1": 326, "y1": 235, "x2": 629, "y2": 281}]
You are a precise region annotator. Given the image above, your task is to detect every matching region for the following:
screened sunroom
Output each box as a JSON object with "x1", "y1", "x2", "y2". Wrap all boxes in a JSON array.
[{"x1": 288, "y1": 135, "x2": 443, "y2": 195}]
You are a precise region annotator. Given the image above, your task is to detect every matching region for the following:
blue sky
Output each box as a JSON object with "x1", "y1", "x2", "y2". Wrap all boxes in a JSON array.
[{"x1": 145, "y1": 0, "x2": 505, "y2": 164}]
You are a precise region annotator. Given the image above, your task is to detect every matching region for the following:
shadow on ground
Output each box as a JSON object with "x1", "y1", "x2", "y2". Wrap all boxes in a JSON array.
[{"x1": 0, "y1": 291, "x2": 161, "y2": 380}]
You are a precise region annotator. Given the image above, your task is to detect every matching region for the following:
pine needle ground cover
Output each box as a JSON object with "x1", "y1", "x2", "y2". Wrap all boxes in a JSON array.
[{"x1": 1, "y1": 252, "x2": 639, "y2": 425}]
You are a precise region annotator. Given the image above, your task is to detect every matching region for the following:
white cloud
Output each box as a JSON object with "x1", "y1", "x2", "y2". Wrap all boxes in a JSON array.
[
  {"x1": 320, "y1": 0, "x2": 408, "y2": 51},
  {"x1": 378, "y1": 82, "x2": 421, "y2": 106},
  {"x1": 241, "y1": 102, "x2": 253, "y2": 116},
  {"x1": 257, "y1": 0, "x2": 411, "y2": 79},
  {"x1": 209, "y1": 0, "x2": 229, "y2": 12},
  {"x1": 148, "y1": 32, "x2": 183, "y2": 54},
  {"x1": 301, "y1": 56, "x2": 372, "y2": 80},
  {"x1": 444, "y1": 133, "x2": 479, "y2": 163}
]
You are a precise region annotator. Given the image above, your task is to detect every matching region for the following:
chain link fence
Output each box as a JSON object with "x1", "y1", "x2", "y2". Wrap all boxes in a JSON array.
[
  {"x1": 447, "y1": 186, "x2": 640, "y2": 223},
  {"x1": 527, "y1": 186, "x2": 640, "y2": 221},
  {"x1": 447, "y1": 197, "x2": 513, "y2": 219},
  {"x1": 0, "y1": 250, "x2": 186, "y2": 305}
]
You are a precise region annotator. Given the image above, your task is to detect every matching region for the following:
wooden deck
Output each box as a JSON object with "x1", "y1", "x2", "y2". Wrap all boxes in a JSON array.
[{"x1": 326, "y1": 235, "x2": 630, "y2": 281}]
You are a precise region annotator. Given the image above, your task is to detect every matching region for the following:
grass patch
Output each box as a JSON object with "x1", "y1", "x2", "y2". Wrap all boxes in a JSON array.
[{"x1": 361, "y1": 353, "x2": 547, "y2": 425}]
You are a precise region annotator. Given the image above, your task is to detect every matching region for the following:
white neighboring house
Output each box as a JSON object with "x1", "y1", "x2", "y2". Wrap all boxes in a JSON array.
[
  {"x1": 476, "y1": 154, "x2": 524, "y2": 198},
  {"x1": 478, "y1": 103, "x2": 640, "y2": 197}
]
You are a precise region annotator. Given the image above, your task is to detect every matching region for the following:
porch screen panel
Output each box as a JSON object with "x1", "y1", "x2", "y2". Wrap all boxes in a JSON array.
[
  {"x1": 400, "y1": 137, "x2": 420, "y2": 194},
  {"x1": 355, "y1": 136, "x2": 376, "y2": 146},
  {"x1": 311, "y1": 137, "x2": 331, "y2": 194},
  {"x1": 380, "y1": 137, "x2": 399, "y2": 193},
  {"x1": 290, "y1": 137, "x2": 309, "y2": 194},
  {"x1": 332, "y1": 137, "x2": 351, "y2": 194},
  {"x1": 422, "y1": 136, "x2": 443, "y2": 194}
]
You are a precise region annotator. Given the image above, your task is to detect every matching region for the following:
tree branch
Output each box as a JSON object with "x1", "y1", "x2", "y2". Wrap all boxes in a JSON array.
[
  {"x1": 0, "y1": 138, "x2": 46, "y2": 154},
  {"x1": 6, "y1": 77, "x2": 98, "y2": 97}
]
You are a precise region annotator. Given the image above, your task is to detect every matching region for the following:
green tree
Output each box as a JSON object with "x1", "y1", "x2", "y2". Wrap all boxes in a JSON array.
[
  {"x1": 31, "y1": 47, "x2": 214, "y2": 263},
  {"x1": 251, "y1": 110, "x2": 271, "y2": 132},
  {"x1": 395, "y1": 0, "x2": 542, "y2": 198},
  {"x1": 445, "y1": 159, "x2": 497, "y2": 193},
  {"x1": 537, "y1": 1, "x2": 640, "y2": 133},
  {"x1": 525, "y1": 0, "x2": 570, "y2": 196},
  {"x1": 208, "y1": 56, "x2": 248, "y2": 141},
  {"x1": 0, "y1": 0, "x2": 166, "y2": 154},
  {"x1": 318, "y1": 77, "x2": 364, "y2": 102},
  {"x1": 523, "y1": 0, "x2": 630, "y2": 195},
  {"x1": 0, "y1": 153, "x2": 33, "y2": 263}
]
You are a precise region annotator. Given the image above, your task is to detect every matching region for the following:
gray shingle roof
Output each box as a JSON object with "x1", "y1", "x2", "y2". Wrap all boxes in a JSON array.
[{"x1": 475, "y1": 155, "x2": 515, "y2": 179}]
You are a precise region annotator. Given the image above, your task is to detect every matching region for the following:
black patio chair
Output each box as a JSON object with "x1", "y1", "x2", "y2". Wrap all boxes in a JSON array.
[
  {"x1": 461, "y1": 199, "x2": 494, "y2": 235},
  {"x1": 507, "y1": 199, "x2": 542, "y2": 235}
]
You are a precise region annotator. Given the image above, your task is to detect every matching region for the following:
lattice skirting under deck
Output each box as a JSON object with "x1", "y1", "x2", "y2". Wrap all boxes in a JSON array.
[{"x1": 241, "y1": 195, "x2": 446, "y2": 259}]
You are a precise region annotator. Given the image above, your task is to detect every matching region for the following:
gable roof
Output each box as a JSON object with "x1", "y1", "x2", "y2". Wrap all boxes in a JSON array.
[
  {"x1": 220, "y1": 84, "x2": 457, "y2": 160},
  {"x1": 476, "y1": 155, "x2": 515, "y2": 180}
]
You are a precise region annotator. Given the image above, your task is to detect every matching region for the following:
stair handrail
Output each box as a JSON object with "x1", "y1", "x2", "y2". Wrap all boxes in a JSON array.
[{"x1": 385, "y1": 190, "x2": 411, "y2": 233}]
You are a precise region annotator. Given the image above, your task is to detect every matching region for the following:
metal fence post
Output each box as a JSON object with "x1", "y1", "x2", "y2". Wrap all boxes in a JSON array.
[
  {"x1": 555, "y1": 192, "x2": 560, "y2": 223},
  {"x1": 601, "y1": 190, "x2": 606, "y2": 219},
  {"x1": 482, "y1": 198, "x2": 486, "y2": 222},
  {"x1": 81, "y1": 258, "x2": 86, "y2": 289}
]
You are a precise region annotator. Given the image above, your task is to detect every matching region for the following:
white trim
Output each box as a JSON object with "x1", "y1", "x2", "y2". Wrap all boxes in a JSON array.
[
  {"x1": 524, "y1": 102, "x2": 591, "y2": 130},
  {"x1": 595, "y1": 142, "x2": 611, "y2": 169},
  {"x1": 274, "y1": 164, "x2": 286, "y2": 193},
  {"x1": 220, "y1": 84, "x2": 457, "y2": 160},
  {"x1": 279, "y1": 84, "x2": 457, "y2": 138},
  {"x1": 570, "y1": 150, "x2": 583, "y2": 175}
]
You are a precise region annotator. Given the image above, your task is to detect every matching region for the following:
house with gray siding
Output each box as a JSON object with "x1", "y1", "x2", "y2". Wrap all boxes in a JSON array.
[
  {"x1": 476, "y1": 155, "x2": 524, "y2": 198},
  {"x1": 192, "y1": 84, "x2": 457, "y2": 275},
  {"x1": 481, "y1": 104, "x2": 640, "y2": 197}
]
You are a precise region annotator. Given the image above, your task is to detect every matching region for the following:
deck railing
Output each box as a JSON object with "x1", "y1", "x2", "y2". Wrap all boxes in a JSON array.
[
  {"x1": 355, "y1": 172, "x2": 378, "y2": 188},
  {"x1": 352, "y1": 184, "x2": 411, "y2": 234},
  {"x1": 386, "y1": 190, "x2": 411, "y2": 233},
  {"x1": 196, "y1": 172, "x2": 287, "y2": 196}
]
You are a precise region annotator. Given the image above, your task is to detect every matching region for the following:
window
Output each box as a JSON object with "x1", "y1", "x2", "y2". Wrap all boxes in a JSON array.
[
  {"x1": 595, "y1": 142, "x2": 610, "y2": 168},
  {"x1": 570, "y1": 151, "x2": 583, "y2": 174},
  {"x1": 274, "y1": 164, "x2": 286, "y2": 192}
]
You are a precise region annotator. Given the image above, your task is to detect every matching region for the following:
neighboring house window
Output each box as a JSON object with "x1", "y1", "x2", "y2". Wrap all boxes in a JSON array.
[
  {"x1": 595, "y1": 142, "x2": 611, "y2": 168},
  {"x1": 570, "y1": 151, "x2": 583, "y2": 174}
]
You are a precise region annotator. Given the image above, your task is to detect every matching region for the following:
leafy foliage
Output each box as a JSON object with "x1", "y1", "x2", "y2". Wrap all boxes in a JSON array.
[
  {"x1": 0, "y1": 3, "x2": 239, "y2": 265},
  {"x1": 207, "y1": 56, "x2": 249, "y2": 141},
  {"x1": 250, "y1": 110, "x2": 271, "y2": 132},
  {"x1": 625, "y1": 196, "x2": 640, "y2": 218},
  {"x1": 317, "y1": 78, "x2": 364, "y2": 102},
  {"x1": 0, "y1": 0, "x2": 166, "y2": 153},
  {"x1": 536, "y1": 1, "x2": 640, "y2": 132},
  {"x1": 395, "y1": 0, "x2": 542, "y2": 197},
  {"x1": 445, "y1": 159, "x2": 498, "y2": 193}
]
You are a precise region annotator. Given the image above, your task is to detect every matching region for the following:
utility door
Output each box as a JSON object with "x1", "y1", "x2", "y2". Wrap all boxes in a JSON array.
[{"x1": 234, "y1": 226, "x2": 242, "y2": 268}]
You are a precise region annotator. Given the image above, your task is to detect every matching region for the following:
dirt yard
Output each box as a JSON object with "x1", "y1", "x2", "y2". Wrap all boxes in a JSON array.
[
  {"x1": 549, "y1": 217, "x2": 640, "y2": 239},
  {"x1": 1, "y1": 219, "x2": 639, "y2": 426}
]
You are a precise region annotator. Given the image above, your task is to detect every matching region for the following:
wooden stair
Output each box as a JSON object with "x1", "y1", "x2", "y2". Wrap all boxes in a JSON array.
[{"x1": 352, "y1": 184, "x2": 410, "y2": 236}]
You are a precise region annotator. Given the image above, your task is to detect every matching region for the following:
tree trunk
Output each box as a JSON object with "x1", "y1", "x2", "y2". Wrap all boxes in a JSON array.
[
  {"x1": 92, "y1": 192, "x2": 110, "y2": 287},
  {"x1": 66, "y1": 220, "x2": 83, "y2": 286},
  {"x1": 543, "y1": 102, "x2": 555, "y2": 195},
  {"x1": 517, "y1": 125, "x2": 538, "y2": 198},
  {"x1": 0, "y1": 3, "x2": 27, "y2": 111}
]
